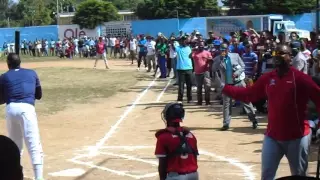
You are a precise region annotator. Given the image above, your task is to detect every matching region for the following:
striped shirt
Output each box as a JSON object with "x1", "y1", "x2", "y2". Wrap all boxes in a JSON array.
[{"x1": 242, "y1": 52, "x2": 258, "y2": 77}]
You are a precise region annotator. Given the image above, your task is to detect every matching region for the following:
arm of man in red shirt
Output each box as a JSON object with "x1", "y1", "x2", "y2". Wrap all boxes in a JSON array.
[
  {"x1": 222, "y1": 73, "x2": 268, "y2": 103},
  {"x1": 155, "y1": 135, "x2": 168, "y2": 180},
  {"x1": 304, "y1": 75, "x2": 320, "y2": 117}
]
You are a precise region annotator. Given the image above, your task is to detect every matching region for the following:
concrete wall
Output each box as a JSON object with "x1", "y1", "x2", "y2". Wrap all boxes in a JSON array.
[
  {"x1": 0, "y1": 25, "x2": 58, "y2": 47},
  {"x1": 131, "y1": 17, "x2": 207, "y2": 38}
]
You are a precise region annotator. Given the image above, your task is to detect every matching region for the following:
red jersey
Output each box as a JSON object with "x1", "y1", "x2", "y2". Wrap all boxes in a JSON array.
[
  {"x1": 192, "y1": 50, "x2": 212, "y2": 74},
  {"x1": 155, "y1": 127, "x2": 198, "y2": 174},
  {"x1": 222, "y1": 67, "x2": 320, "y2": 141},
  {"x1": 96, "y1": 42, "x2": 105, "y2": 54}
]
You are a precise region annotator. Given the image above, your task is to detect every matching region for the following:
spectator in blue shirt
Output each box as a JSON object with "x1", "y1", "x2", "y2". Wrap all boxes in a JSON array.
[
  {"x1": 138, "y1": 34, "x2": 147, "y2": 70},
  {"x1": 89, "y1": 38, "x2": 95, "y2": 46},
  {"x1": 174, "y1": 36, "x2": 193, "y2": 103},
  {"x1": 242, "y1": 43, "x2": 258, "y2": 78},
  {"x1": 0, "y1": 53, "x2": 44, "y2": 180},
  {"x1": 228, "y1": 35, "x2": 245, "y2": 55}
]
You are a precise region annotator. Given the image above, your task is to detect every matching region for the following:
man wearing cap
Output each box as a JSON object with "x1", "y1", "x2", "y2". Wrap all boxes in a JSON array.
[
  {"x1": 212, "y1": 43, "x2": 258, "y2": 130},
  {"x1": 175, "y1": 36, "x2": 193, "y2": 103},
  {"x1": 218, "y1": 44, "x2": 320, "y2": 180},
  {"x1": 291, "y1": 40, "x2": 308, "y2": 74}
]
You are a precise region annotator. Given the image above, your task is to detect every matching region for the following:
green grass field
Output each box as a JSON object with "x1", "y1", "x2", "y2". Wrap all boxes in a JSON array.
[{"x1": 0, "y1": 66, "x2": 142, "y2": 117}]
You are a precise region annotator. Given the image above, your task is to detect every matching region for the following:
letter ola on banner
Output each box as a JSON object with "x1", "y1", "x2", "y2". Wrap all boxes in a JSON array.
[{"x1": 58, "y1": 25, "x2": 99, "y2": 39}]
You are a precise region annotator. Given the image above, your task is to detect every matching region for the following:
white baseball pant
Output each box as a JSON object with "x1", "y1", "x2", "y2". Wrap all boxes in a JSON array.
[
  {"x1": 94, "y1": 52, "x2": 109, "y2": 68},
  {"x1": 6, "y1": 102, "x2": 44, "y2": 179}
]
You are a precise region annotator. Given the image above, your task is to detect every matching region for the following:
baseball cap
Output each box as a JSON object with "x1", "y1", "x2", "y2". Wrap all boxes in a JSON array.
[
  {"x1": 224, "y1": 35, "x2": 232, "y2": 42},
  {"x1": 290, "y1": 40, "x2": 301, "y2": 50},
  {"x1": 213, "y1": 40, "x2": 221, "y2": 46}
]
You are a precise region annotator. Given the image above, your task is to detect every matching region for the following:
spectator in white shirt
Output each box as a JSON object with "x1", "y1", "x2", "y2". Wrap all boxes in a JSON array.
[
  {"x1": 129, "y1": 36, "x2": 137, "y2": 64},
  {"x1": 145, "y1": 36, "x2": 156, "y2": 72},
  {"x1": 109, "y1": 36, "x2": 116, "y2": 58},
  {"x1": 169, "y1": 38, "x2": 178, "y2": 80}
]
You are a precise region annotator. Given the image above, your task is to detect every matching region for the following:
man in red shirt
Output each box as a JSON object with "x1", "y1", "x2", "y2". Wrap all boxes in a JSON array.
[
  {"x1": 155, "y1": 103, "x2": 199, "y2": 180},
  {"x1": 192, "y1": 41, "x2": 212, "y2": 105},
  {"x1": 218, "y1": 44, "x2": 320, "y2": 179},
  {"x1": 94, "y1": 37, "x2": 109, "y2": 69}
]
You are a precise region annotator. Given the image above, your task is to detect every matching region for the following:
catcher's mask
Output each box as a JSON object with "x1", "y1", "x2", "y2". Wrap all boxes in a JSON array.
[{"x1": 161, "y1": 103, "x2": 185, "y2": 124}]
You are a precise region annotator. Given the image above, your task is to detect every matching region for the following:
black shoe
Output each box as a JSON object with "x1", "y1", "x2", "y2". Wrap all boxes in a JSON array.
[
  {"x1": 197, "y1": 102, "x2": 202, "y2": 105},
  {"x1": 252, "y1": 121, "x2": 258, "y2": 129},
  {"x1": 220, "y1": 125, "x2": 229, "y2": 131},
  {"x1": 173, "y1": 83, "x2": 178, "y2": 86},
  {"x1": 206, "y1": 102, "x2": 211, "y2": 105}
]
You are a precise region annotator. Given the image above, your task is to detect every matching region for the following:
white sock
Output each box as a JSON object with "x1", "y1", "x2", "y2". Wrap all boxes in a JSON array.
[{"x1": 33, "y1": 164, "x2": 43, "y2": 180}]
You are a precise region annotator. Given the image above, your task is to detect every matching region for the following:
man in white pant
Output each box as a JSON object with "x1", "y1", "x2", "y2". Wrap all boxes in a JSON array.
[
  {"x1": 94, "y1": 37, "x2": 110, "y2": 69},
  {"x1": 0, "y1": 53, "x2": 44, "y2": 180}
]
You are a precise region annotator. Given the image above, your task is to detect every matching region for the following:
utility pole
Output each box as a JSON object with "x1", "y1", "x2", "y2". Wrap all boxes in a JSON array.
[
  {"x1": 56, "y1": 0, "x2": 60, "y2": 25},
  {"x1": 175, "y1": 10, "x2": 179, "y2": 31}
]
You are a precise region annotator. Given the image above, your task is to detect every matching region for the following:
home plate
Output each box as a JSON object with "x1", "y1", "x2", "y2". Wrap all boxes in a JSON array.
[{"x1": 49, "y1": 168, "x2": 85, "y2": 177}]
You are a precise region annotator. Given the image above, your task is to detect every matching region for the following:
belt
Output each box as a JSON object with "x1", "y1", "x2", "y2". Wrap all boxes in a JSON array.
[{"x1": 168, "y1": 171, "x2": 197, "y2": 175}]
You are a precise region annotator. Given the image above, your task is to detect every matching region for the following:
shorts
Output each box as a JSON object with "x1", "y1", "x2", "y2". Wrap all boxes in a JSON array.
[{"x1": 97, "y1": 52, "x2": 107, "y2": 59}]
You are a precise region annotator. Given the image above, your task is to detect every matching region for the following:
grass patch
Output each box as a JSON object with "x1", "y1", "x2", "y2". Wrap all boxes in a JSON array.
[
  {"x1": 0, "y1": 54, "x2": 92, "y2": 63},
  {"x1": 0, "y1": 67, "x2": 142, "y2": 117}
]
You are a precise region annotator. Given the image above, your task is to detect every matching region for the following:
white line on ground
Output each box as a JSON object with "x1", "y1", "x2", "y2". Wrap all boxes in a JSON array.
[
  {"x1": 200, "y1": 150, "x2": 255, "y2": 180},
  {"x1": 100, "y1": 145, "x2": 154, "y2": 150},
  {"x1": 156, "y1": 79, "x2": 172, "y2": 102},
  {"x1": 88, "y1": 76, "x2": 158, "y2": 156},
  {"x1": 71, "y1": 158, "x2": 158, "y2": 179},
  {"x1": 99, "y1": 152, "x2": 158, "y2": 166}
]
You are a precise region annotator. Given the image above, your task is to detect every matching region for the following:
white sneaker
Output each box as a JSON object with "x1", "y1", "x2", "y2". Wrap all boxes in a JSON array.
[
  {"x1": 137, "y1": 67, "x2": 140, "y2": 71},
  {"x1": 192, "y1": 86, "x2": 197, "y2": 91},
  {"x1": 145, "y1": 67, "x2": 148, "y2": 71}
]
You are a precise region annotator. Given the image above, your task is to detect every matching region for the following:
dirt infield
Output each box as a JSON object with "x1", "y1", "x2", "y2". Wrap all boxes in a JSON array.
[{"x1": 0, "y1": 59, "x2": 318, "y2": 180}]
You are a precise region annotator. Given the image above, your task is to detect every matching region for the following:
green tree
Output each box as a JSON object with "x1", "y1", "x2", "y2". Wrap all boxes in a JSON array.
[
  {"x1": 15, "y1": 0, "x2": 52, "y2": 26},
  {"x1": 104, "y1": 0, "x2": 143, "y2": 10},
  {"x1": 135, "y1": 0, "x2": 219, "y2": 20},
  {"x1": 72, "y1": 0, "x2": 120, "y2": 29},
  {"x1": 222, "y1": 0, "x2": 316, "y2": 15}
]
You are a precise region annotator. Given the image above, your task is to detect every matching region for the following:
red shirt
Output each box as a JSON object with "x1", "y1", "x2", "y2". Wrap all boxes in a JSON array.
[
  {"x1": 96, "y1": 42, "x2": 105, "y2": 54},
  {"x1": 191, "y1": 50, "x2": 212, "y2": 74},
  {"x1": 155, "y1": 127, "x2": 198, "y2": 174},
  {"x1": 222, "y1": 67, "x2": 320, "y2": 141}
]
